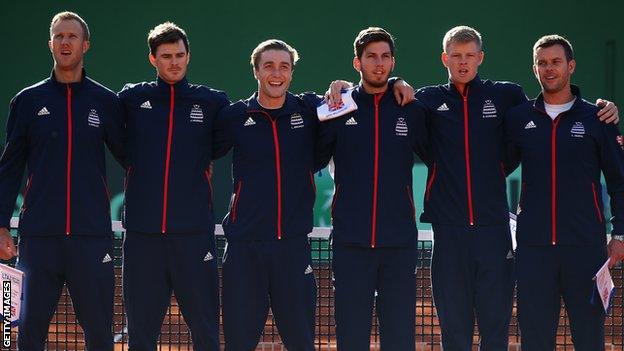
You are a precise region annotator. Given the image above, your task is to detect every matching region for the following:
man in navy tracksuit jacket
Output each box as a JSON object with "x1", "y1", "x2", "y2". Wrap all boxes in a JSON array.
[
  {"x1": 213, "y1": 40, "x2": 322, "y2": 351},
  {"x1": 413, "y1": 26, "x2": 619, "y2": 351},
  {"x1": 0, "y1": 12, "x2": 124, "y2": 351},
  {"x1": 317, "y1": 28, "x2": 429, "y2": 350},
  {"x1": 505, "y1": 35, "x2": 624, "y2": 351},
  {"x1": 118, "y1": 23, "x2": 229, "y2": 351}
]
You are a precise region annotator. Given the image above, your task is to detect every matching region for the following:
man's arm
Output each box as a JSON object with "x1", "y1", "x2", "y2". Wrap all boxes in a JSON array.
[
  {"x1": 103, "y1": 95, "x2": 127, "y2": 168},
  {"x1": 408, "y1": 101, "x2": 431, "y2": 166},
  {"x1": 597, "y1": 123, "x2": 624, "y2": 267},
  {"x1": 0, "y1": 95, "x2": 27, "y2": 259},
  {"x1": 212, "y1": 98, "x2": 235, "y2": 160}
]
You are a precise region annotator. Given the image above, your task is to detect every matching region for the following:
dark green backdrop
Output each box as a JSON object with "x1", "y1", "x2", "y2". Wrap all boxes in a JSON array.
[{"x1": 1, "y1": 0, "x2": 622, "y2": 222}]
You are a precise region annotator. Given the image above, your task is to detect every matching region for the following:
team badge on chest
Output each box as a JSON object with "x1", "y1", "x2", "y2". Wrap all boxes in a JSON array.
[
  {"x1": 570, "y1": 122, "x2": 585, "y2": 138},
  {"x1": 190, "y1": 104, "x2": 204, "y2": 123},
  {"x1": 395, "y1": 117, "x2": 408, "y2": 136},
  {"x1": 482, "y1": 100, "x2": 497, "y2": 118},
  {"x1": 88, "y1": 109, "x2": 100, "y2": 127},
  {"x1": 290, "y1": 113, "x2": 304, "y2": 129}
]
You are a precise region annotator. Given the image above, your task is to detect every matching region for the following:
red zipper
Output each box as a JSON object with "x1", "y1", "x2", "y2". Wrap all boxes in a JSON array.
[
  {"x1": 406, "y1": 185, "x2": 416, "y2": 221},
  {"x1": 161, "y1": 85, "x2": 175, "y2": 234},
  {"x1": 551, "y1": 117, "x2": 560, "y2": 245},
  {"x1": 461, "y1": 86, "x2": 475, "y2": 226},
  {"x1": 248, "y1": 110, "x2": 283, "y2": 239},
  {"x1": 21, "y1": 174, "x2": 33, "y2": 212},
  {"x1": 371, "y1": 93, "x2": 382, "y2": 248},
  {"x1": 231, "y1": 180, "x2": 242, "y2": 222},
  {"x1": 205, "y1": 170, "x2": 213, "y2": 210},
  {"x1": 66, "y1": 85, "x2": 73, "y2": 235},
  {"x1": 591, "y1": 182, "x2": 604, "y2": 223},
  {"x1": 331, "y1": 184, "x2": 340, "y2": 216},
  {"x1": 425, "y1": 162, "x2": 437, "y2": 201}
]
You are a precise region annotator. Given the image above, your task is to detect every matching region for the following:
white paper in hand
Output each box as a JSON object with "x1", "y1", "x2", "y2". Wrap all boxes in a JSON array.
[
  {"x1": 594, "y1": 259, "x2": 615, "y2": 313},
  {"x1": 0, "y1": 263, "x2": 24, "y2": 326},
  {"x1": 317, "y1": 90, "x2": 357, "y2": 122}
]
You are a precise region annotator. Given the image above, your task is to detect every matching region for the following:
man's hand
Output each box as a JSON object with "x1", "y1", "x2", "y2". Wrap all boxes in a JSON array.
[
  {"x1": 392, "y1": 79, "x2": 415, "y2": 106},
  {"x1": 596, "y1": 99, "x2": 619, "y2": 124},
  {"x1": 325, "y1": 80, "x2": 353, "y2": 109},
  {"x1": 607, "y1": 237, "x2": 624, "y2": 268},
  {"x1": 0, "y1": 228, "x2": 16, "y2": 260}
]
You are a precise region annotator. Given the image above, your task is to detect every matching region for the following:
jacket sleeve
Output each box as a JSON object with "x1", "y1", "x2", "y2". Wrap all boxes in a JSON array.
[
  {"x1": 314, "y1": 116, "x2": 341, "y2": 172},
  {"x1": 597, "y1": 123, "x2": 624, "y2": 235},
  {"x1": 503, "y1": 109, "x2": 521, "y2": 175},
  {"x1": 212, "y1": 103, "x2": 234, "y2": 160},
  {"x1": 103, "y1": 94, "x2": 127, "y2": 169},
  {"x1": 0, "y1": 94, "x2": 28, "y2": 228},
  {"x1": 408, "y1": 100, "x2": 430, "y2": 166}
]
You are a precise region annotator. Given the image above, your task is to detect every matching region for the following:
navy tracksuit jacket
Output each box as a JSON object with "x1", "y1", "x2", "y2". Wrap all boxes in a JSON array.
[
  {"x1": 415, "y1": 76, "x2": 527, "y2": 350},
  {"x1": 505, "y1": 86, "x2": 624, "y2": 351},
  {"x1": 213, "y1": 92, "x2": 320, "y2": 351},
  {"x1": 317, "y1": 85, "x2": 428, "y2": 350},
  {"x1": 119, "y1": 76, "x2": 229, "y2": 351},
  {"x1": 0, "y1": 70, "x2": 124, "y2": 351}
]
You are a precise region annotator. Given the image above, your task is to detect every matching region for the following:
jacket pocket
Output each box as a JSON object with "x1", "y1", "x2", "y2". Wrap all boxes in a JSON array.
[
  {"x1": 231, "y1": 180, "x2": 243, "y2": 223},
  {"x1": 591, "y1": 182, "x2": 604, "y2": 223},
  {"x1": 309, "y1": 170, "x2": 316, "y2": 194},
  {"x1": 20, "y1": 174, "x2": 34, "y2": 213},
  {"x1": 406, "y1": 185, "x2": 416, "y2": 221},
  {"x1": 204, "y1": 170, "x2": 213, "y2": 210},
  {"x1": 101, "y1": 175, "x2": 111, "y2": 214},
  {"x1": 425, "y1": 163, "x2": 437, "y2": 201},
  {"x1": 331, "y1": 184, "x2": 340, "y2": 217}
]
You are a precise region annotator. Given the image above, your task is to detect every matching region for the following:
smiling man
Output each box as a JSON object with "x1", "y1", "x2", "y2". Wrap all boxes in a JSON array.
[
  {"x1": 118, "y1": 22, "x2": 229, "y2": 351},
  {"x1": 505, "y1": 35, "x2": 624, "y2": 351},
  {"x1": 0, "y1": 11, "x2": 124, "y2": 351},
  {"x1": 213, "y1": 39, "x2": 320, "y2": 351}
]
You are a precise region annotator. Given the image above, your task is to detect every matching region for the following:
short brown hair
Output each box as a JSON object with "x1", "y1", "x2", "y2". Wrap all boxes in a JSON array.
[
  {"x1": 147, "y1": 22, "x2": 189, "y2": 55},
  {"x1": 50, "y1": 11, "x2": 90, "y2": 41},
  {"x1": 533, "y1": 34, "x2": 574, "y2": 62},
  {"x1": 443, "y1": 26, "x2": 482, "y2": 52},
  {"x1": 250, "y1": 39, "x2": 299, "y2": 69},
  {"x1": 353, "y1": 27, "x2": 395, "y2": 59}
]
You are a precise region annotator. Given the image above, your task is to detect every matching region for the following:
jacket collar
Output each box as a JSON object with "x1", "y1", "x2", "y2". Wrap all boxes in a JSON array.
[
  {"x1": 245, "y1": 92, "x2": 300, "y2": 117},
  {"x1": 533, "y1": 85, "x2": 582, "y2": 112},
  {"x1": 49, "y1": 68, "x2": 88, "y2": 92},
  {"x1": 444, "y1": 74, "x2": 484, "y2": 97},
  {"x1": 353, "y1": 84, "x2": 391, "y2": 103},
  {"x1": 156, "y1": 76, "x2": 189, "y2": 93}
]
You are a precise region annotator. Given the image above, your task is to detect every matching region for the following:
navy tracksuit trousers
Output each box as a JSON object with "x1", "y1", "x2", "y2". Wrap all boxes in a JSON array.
[
  {"x1": 516, "y1": 245, "x2": 607, "y2": 351},
  {"x1": 332, "y1": 244, "x2": 417, "y2": 351},
  {"x1": 431, "y1": 223, "x2": 514, "y2": 351},
  {"x1": 122, "y1": 232, "x2": 219, "y2": 351},
  {"x1": 221, "y1": 236, "x2": 317, "y2": 351},
  {"x1": 17, "y1": 236, "x2": 114, "y2": 351}
]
